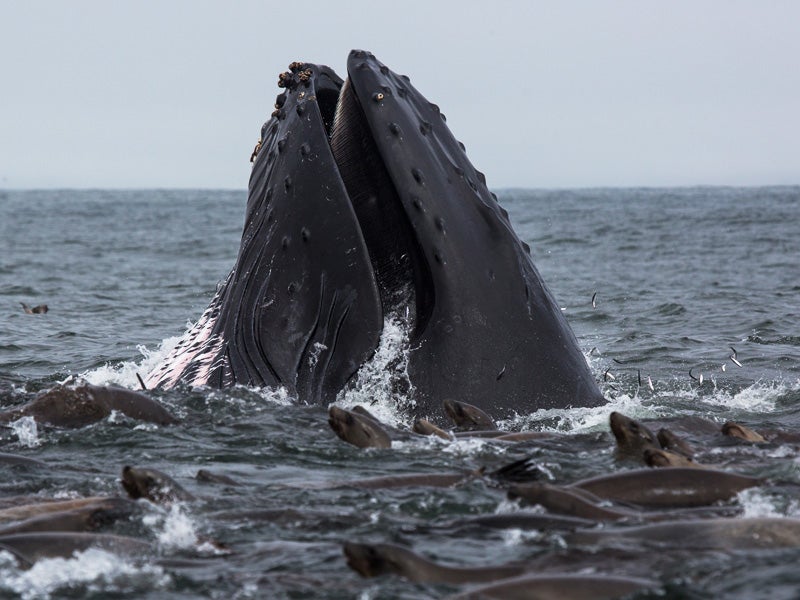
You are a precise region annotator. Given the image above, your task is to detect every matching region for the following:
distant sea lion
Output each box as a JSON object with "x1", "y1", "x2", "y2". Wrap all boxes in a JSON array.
[
  {"x1": 195, "y1": 469, "x2": 240, "y2": 486},
  {"x1": 568, "y1": 517, "x2": 800, "y2": 551},
  {"x1": 20, "y1": 302, "x2": 48, "y2": 314},
  {"x1": 0, "y1": 453, "x2": 48, "y2": 468},
  {"x1": 449, "y1": 573, "x2": 657, "y2": 600},
  {"x1": 121, "y1": 465, "x2": 195, "y2": 504},
  {"x1": 0, "y1": 382, "x2": 177, "y2": 428},
  {"x1": 722, "y1": 421, "x2": 766, "y2": 443},
  {"x1": 328, "y1": 406, "x2": 392, "y2": 449},
  {"x1": 569, "y1": 467, "x2": 762, "y2": 508},
  {"x1": 343, "y1": 541, "x2": 525, "y2": 584}
]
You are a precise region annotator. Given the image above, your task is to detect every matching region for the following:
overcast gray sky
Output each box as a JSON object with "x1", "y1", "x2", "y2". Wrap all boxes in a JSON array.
[{"x1": 1, "y1": 1, "x2": 798, "y2": 189}]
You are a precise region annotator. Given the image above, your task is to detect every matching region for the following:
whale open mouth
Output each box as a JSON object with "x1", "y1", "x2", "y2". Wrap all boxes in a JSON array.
[
  {"x1": 315, "y1": 75, "x2": 434, "y2": 339},
  {"x1": 146, "y1": 51, "x2": 605, "y2": 413}
]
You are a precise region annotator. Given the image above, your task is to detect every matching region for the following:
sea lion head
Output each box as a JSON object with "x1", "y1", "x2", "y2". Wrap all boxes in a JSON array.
[
  {"x1": 609, "y1": 412, "x2": 658, "y2": 455},
  {"x1": 328, "y1": 406, "x2": 392, "y2": 449},
  {"x1": 342, "y1": 542, "x2": 408, "y2": 578},
  {"x1": 442, "y1": 398, "x2": 496, "y2": 430},
  {"x1": 120, "y1": 465, "x2": 194, "y2": 504}
]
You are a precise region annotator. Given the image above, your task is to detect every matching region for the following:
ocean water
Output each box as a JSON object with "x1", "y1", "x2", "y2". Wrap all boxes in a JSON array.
[{"x1": 0, "y1": 186, "x2": 799, "y2": 598}]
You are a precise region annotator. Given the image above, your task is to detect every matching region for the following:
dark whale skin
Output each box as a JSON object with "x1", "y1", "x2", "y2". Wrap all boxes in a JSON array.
[{"x1": 146, "y1": 51, "x2": 604, "y2": 419}]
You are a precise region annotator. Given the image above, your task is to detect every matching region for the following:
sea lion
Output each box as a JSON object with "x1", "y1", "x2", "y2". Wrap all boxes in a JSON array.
[
  {"x1": 568, "y1": 517, "x2": 800, "y2": 551},
  {"x1": 722, "y1": 421, "x2": 766, "y2": 443},
  {"x1": 337, "y1": 451, "x2": 550, "y2": 489},
  {"x1": 656, "y1": 427, "x2": 694, "y2": 458},
  {"x1": 412, "y1": 418, "x2": 454, "y2": 441},
  {"x1": 492, "y1": 431, "x2": 558, "y2": 442},
  {"x1": 440, "y1": 512, "x2": 597, "y2": 532},
  {"x1": 0, "y1": 498, "x2": 138, "y2": 535},
  {"x1": 0, "y1": 532, "x2": 150, "y2": 566},
  {"x1": 487, "y1": 454, "x2": 547, "y2": 483},
  {"x1": 453, "y1": 430, "x2": 509, "y2": 439},
  {"x1": 121, "y1": 465, "x2": 196, "y2": 504},
  {"x1": 348, "y1": 404, "x2": 383, "y2": 424},
  {"x1": 443, "y1": 398, "x2": 497, "y2": 431},
  {"x1": 339, "y1": 472, "x2": 472, "y2": 490},
  {"x1": 343, "y1": 541, "x2": 525, "y2": 584},
  {"x1": 569, "y1": 467, "x2": 762, "y2": 508},
  {"x1": 195, "y1": 469, "x2": 240, "y2": 486},
  {"x1": 328, "y1": 406, "x2": 392, "y2": 449},
  {"x1": 508, "y1": 482, "x2": 737, "y2": 523},
  {"x1": 0, "y1": 382, "x2": 177, "y2": 428},
  {"x1": 20, "y1": 302, "x2": 48, "y2": 314},
  {"x1": 644, "y1": 447, "x2": 705, "y2": 469},
  {"x1": 0, "y1": 496, "x2": 126, "y2": 523},
  {"x1": 449, "y1": 573, "x2": 657, "y2": 600},
  {"x1": 508, "y1": 482, "x2": 635, "y2": 521},
  {"x1": 348, "y1": 405, "x2": 415, "y2": 439},
  {"x1": 609, "y1": 411, "x2": 659, "y2": 460},
  {"x1": 0, "y1": 453, "x2": 48, "y2": 468}
]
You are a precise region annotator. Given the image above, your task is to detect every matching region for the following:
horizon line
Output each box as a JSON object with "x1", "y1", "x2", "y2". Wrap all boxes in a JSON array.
[{"x1": 2, "y1": 183, "x2": 798, "y2": 193}]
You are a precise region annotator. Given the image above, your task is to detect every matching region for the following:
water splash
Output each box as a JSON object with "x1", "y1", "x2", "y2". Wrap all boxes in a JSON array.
[
  {"x1": 505, "y1": 392, "x2": 659, "y2": 434},
  {"x1": 142, "y1": 504, "x2": 200, "y2": 550},
  {"x1": 80, "y1": 334, "x2": 184, "y2": 389},
  {"x1": 738, "y1": 488, "x2": 785, "y2": 518},
  {"x1": 10, "y1": 416, "x2": 40, "y2": 448},
  {"x1": 335, "y1": 316, "x2": 415, "y2": 427},
  {"x1": 501, "y1": 527, "x2": 546, "y2": 546},
  {"x1": 0, "y1": 548, "x2": 169, "y2": 600},
  {"x1": 698, "y1": 379, "x2": 796, "y2": 412}
]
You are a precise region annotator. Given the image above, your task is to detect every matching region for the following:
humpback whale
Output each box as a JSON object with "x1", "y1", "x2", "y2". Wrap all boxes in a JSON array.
[{"x1": 145, "y1": 50, "x2": 604, "y2": 419}]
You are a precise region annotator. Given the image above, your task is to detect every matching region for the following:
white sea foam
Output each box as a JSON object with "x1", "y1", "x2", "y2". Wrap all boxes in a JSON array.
[
  {"x1": 334, "y1": 316, "x2": 414, "y2": 428},
  {"x1": 738, "y1": 488, "x2": 784, "y2": 518},
  {"x1": 80, "y1": 323, "x2": 298, "y2": 411},
  {"x1": 158, "y1": 505, "x2": 199, "y2": 549},
  {"x1": 10, "y1": 416, "x2": 40, "y2": 447},
  {"x1": 142, "y1": 504, "x2": 200, "y2": 551},
  {"x1": 81, "y1": 334, "x2": 184, "y2": 389},
  {"x1": 494, "y1": 497, "x2": 531, "y2": 514},
  {"x1": 697, "y1": 379, "x2": 795, "y2": 412},
  {"x1": 252, "y1": 385, "x2": 295, "y2": 406},
  {"x1": 501, "y1": 527, "x2": 545, "y2": 545},
  {"x1": 0, "y1": 548, "x2": 169, "y2": 600},
  {"x1": 504, "y1": 391, "x2": 659, "y2": 434}
]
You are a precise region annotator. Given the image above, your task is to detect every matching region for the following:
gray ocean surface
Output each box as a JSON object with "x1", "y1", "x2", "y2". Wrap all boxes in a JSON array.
[{"x1": 0, "y1": 187, "x2": 799, "y2": 598}]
